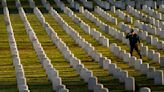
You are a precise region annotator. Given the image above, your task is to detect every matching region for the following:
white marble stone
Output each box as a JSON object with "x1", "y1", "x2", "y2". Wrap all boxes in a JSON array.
[
  {"x1": 103, "y1": 59, "x2": 111, "y2": 70},
  {"x1": 148, "y1": 50, "x2": 155, "y2": 59},
  {"x1": 146, "y1": 35, "x2": 152, "y2": 44},
  {"x1": 113, "y1": 68, "x2": 121, "y2": 79},
  {"x1": 129, "y1": 56, "x2": 136, "y2": 67},
  {"x1": 154, "y1": 70, "x2": 164, "y2": 85},
  {"x1": 160, "y1": 56, "x2": 164, "y2": 68},
  {"x1": 123, "y1": 53, "x2": 131, "y2": 63},
  {"x1": 153, "y1": 52, "x2": 160, "y2": 63},
  {"x1": 134, "y1": 59, "x2": 142, "y2": 70},
  {"x1": 108, "y1": 63, "x2": 117, "y2": 75},
  {"x1": 75, "y1": 64, "x2": 84, "y2": 74},
  {"x1": 52, "y1": 77, "x2": 62, "y2": 90},
  {"x1": 140, "y1": 87, "x2": 151, "y2": 92},
  {"x1": 88, "y1": 77, "x2": 98, "y2": 90},
  {"x1": 141, "y1": 46, "x2": 148, "y2": 56},
  {"x1": 140, "y1": 63, "x2": 149, "y2": 74},
  {"x1": 18, "y1": 84, "x2": 29, "y2": 92},
  {"x1": 125, "y1": 77, "x2": 135, "y2": 91},
  {"x1": 56, "y1": 84, "x2": 66, "y2": 92},
  {"x1": 94, "y1": 84, "x2": 104, "y2": 92},
  {"x1": 111, "y1": 6, "x2": 115, "y2": 13},
  {"x1": 157, "y1": 41, "x2": 163, "y2": 49},
  {"x1": 142, "y1": 31, "x2": 148, "y2": 40},
  {"x1": 147, "y1": 67, "x2": 155, "y2": 79},
  {"x1": 152, "y1": 37, "x2": 158, "y2": 46},
  {"x1": 119, "y1": 70, "x2": 128, "y2": 83}
]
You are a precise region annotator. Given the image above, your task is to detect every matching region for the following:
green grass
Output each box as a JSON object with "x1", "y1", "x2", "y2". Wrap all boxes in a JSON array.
[
  {"x1": 0, "y1": 14, "x2": 17, "y2": 92},
  {"x1": 122, "y1": 10, "x2": 164, "y2": 41},
  {"x1": 0, "y1": 0, "x2": 164, "y2": 92},
  {"x1": 76, "y1": 10, "x2": 164, "y2": 70},
  {"x1": 42, "y1": 13, "x2": 125, "y2": 92},
  {"x1": 9, "y1": 12, "x2": 53, "y2": 92},
  {"x1": 59, "y1": 11, "x2": 164, "y2": 91},
  {"x1": 26, "y1": 13, "x2": 89, "y2": 92}
]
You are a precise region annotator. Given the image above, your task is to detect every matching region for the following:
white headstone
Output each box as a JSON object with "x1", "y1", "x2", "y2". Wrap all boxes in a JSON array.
[
  {"x1": 140, "y1": 63, "x2": 149, "y2": 74},
  {"x1": 129, "y1": 56, "x2": 136, "y2": 67},
  {"x1": 153, "y1": 52, "x2": 160, "y2": 63},
  {"x1": 148, "y1": 50, "x2": 155, "y2": 59},
  {"x1": 160, "y1": 56, "x2": 164, "y2": 68},
  {"x1": 123, "y1": 53, "x2": 131, "y2": 63},
  {"x1": 154, "y1": 70, "x2": 164, "y2": 85},
  {"x1": 125, "y1": 77, "x2": 135, "y2": 91},
  {"x1": 119, "y1": 70, "x2": 128, "y2": 83},
  {"x1": 134, "y1": 59, "x2": 142, "y2": 70},
  {"x1": 147, "y1": 67, "x2": 155, "y2": 79},
  {"x1": 146, "y1": 35, "x2": 152, "y2": 44},
  {"x1": 88, "y1": 77, "x2": 98, "y2": 90},
  {"x1": 140, "y1": 87, "x2": 151, "y2": 92},
  {"x1": 108, "y1": 63, "x2": 117, "y2": 75},
  {"x1": 103, "y1": 59, "x2": 111, "y2": 70}
]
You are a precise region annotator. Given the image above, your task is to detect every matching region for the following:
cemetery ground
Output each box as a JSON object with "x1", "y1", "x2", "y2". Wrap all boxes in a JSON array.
[{"x1": 0, "y1": 0, "x2": 164, "y2": 92}]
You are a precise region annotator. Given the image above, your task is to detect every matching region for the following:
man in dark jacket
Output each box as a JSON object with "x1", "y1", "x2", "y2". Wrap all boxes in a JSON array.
[{"x1": 126, "y1": 29, "x2": 142, "y2": 58}]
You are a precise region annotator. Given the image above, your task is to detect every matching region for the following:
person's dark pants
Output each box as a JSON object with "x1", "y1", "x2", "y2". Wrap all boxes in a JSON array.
[{"x1": 130, "y1": 44, "x2": 142, "y2": 58}]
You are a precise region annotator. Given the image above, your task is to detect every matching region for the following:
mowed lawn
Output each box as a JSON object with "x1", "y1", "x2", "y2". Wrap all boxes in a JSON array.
[{"x1": 0, "y1": 0, "x2": 163, "y2": 92}]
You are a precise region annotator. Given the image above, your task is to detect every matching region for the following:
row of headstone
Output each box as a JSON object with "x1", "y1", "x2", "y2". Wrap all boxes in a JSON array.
[
  {"x1": 63, "y1": 7, "x2": 80, "y2": 25},
  {"x1": 110, "y1": 43, "x2": 164, "y2": 85},
  {"x1": 119, "y1": 21, "x2": 164, "y2": 51},
  {"x1": 119, "y1": 22, "x2": 164, "y2": 63},
  {"x1": 142, "y1": 5, "x2": 164, "y2": 20},
  {"x1": 53, "y1": 0, "x2": 65, "y2": 11},
  {"x1": 108, "y1": 0, "x2": 162, "y2": 9},
  {"x1": 43, "y1": 1, "x2": 163, "y2": 90},
  {"x1": 134, "y1": 20, "x2": 164, "y2": 38},
  {"x1": 28, "y1": 0, "x2": 35, "y2": 8},
  {"x1": 52, "y1": 5, "x2": 127, "y2": 91},
  {"x1": 18, "y1": 6, "x2": 68, "y2": 92},
  {"x1": 114, "y1": 1, "x2": 126, "y2": 10},
  {"x1": 142, "y1": 0, "x2": 157, "y2": 9},
  {"x1": 65, "y1": 0, "x2": 80, "y2": 10},
  {"x1": 15, "y1": 0, "x2": 21, "y2": 8},
  {"x1": 80, "y1": 7, "x2": 164, "y2": 86},
  {"x1": 123, "y1": 6, "x2": 163, "y2": 33},
  {"x1": 54, "y1": 6, "x2": 138, "y2": 91},
  {"x1": 89, "y1": 77, "x2": 107, "y2": 91},
  {"x1": 159, "y1": 4, "x2": 164, "y2": 13},
  {"x1": 94, "y1": 0, "x2": 110, "y2": 10},
  {"x1": 82, "y1": 6, "x2": 163, "y2": 68},
  {"x1": 127, "y1": 5, "x2": 164, "y2": 30},
  {"x1": 64, "y1": 6, "x2": 110, "y2": 48},
  {"x1": 140, "y1": 44, "x2": 164, "y2": 68},
  {"x1": 41, "y1": 0, "x2": 51, "y2": 11},
  {"x1": 78, "y1": 0, "x2": 93, "y2": 10},
  {"x1": 82, "y1": 9, "x2": 129, "y2": 46},
  {"x1": 2, "y1": 2, "x2": 30, "y2": 91},
  {"x1": 120, "y1": 22, "x2": 164, "y2": 67},
  {"x1": 43, "y1": 0, "x2": 164, "y2": 89},
  {"x1": 83, "y1": 9, "x2": 113, "y2": 36},
  {"x1": 94, "y1": 6, "x2": 117, "y2": 25},
  {"x1": 34, "y1": 7, "x2": 45, "y2": 25},
  {"x1": 115, "y1": 9, "x2": 133, "y2": 24},
  {"x1": 42, "y1": 7, "x2": 110, "y2": 92},
  {"x1": 35, "y1": 4, "x2": 106, "y2": 91},
  {"x1": 109, "y1": 0, "x2": 137, "y2": 9},
  {"x1": 65, "y1": 0, "x2": 162, "y2": 88},
  {"x1": 1, "y1": 0, "x2": 7, "y2": 7}
]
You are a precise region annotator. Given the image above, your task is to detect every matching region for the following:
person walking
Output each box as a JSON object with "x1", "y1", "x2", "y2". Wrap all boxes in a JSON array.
[{"x1": 126, "y1": 29, "x2": 142, "y2": 58}]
